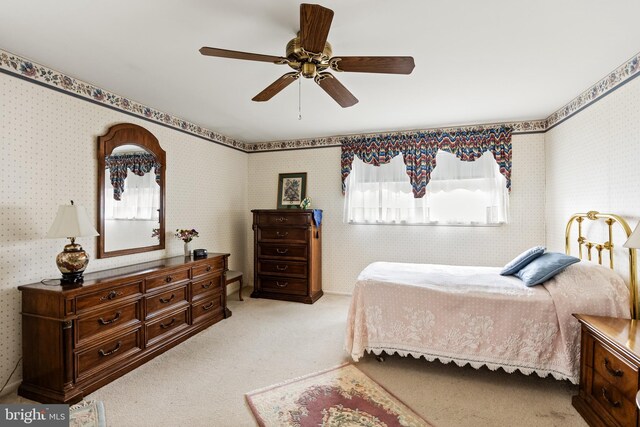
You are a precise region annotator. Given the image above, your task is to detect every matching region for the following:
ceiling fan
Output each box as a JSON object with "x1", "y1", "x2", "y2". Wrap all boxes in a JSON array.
[{"x1": 199, "y1": 3, "x2": 415, "y2": 108}]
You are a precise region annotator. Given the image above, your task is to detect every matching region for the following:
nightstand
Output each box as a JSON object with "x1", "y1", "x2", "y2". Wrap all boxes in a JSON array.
[{"x1": 573, "y1": 314, "x2": 640, "y2": 427}]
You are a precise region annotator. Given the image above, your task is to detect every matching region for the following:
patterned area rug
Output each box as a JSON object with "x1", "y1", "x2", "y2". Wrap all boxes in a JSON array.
[
  {"x1": 69, "y1": 400, "x2": 106, "y2": 427},
  {"x1": 246, "y1": 363, "x2": 431, "y2": 426}
]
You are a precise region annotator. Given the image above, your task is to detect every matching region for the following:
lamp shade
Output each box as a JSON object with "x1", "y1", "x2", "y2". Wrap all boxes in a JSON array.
[
  {"x1": 46, "y1": 203, "x2": 99, "y2": 239},
  {"x1": 624, "y1": 223, "x2": 640, "y2": 249}
]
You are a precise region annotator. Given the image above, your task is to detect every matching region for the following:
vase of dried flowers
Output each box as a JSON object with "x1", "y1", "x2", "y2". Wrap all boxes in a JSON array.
[{"x1": 175, "y1": 228, "x2": 199, "y2": 257}]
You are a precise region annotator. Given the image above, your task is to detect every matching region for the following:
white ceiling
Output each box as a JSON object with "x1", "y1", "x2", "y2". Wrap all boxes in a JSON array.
[{"x1": 2, "y1": 0, "x2": 640, "y2": 143}]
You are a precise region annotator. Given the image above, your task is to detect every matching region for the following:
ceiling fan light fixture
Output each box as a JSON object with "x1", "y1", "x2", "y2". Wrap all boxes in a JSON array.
[{"x1": 301, "y1": 62, "x2": 317, "y2": 78}]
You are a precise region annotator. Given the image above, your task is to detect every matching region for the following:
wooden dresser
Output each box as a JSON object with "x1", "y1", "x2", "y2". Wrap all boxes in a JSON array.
[
  {"x1": 573, "y1": 314, "x2": 640, "y2": 427},
  {"x1": 251, "y1": 209, "x2": 322, "y2": 304},
  {"x1": 18, "y1": 254, "x2": 230, "y2": 404}
]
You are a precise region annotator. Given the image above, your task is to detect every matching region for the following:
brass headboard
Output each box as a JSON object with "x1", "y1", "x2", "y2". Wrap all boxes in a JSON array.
[{"x1": 565, "y1": 211, "x2": 638, "y2": 319}]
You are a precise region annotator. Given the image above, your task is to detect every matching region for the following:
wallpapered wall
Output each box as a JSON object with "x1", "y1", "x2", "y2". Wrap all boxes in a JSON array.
[
  {"x1": 2, "y1": 47, "x2": 638, "y2": 396},
  {"x1": 0, "y1": 72, "x2": 248, "y2": 391},
  {"x1": 247, "y1": 133, "x2": 546, "y2": 295},
  {"x1": 545, "y1": 76, "x2": 640, "y2": 285}
]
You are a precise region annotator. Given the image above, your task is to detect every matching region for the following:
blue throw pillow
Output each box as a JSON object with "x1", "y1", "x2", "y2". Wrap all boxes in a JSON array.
[
  {"x1": 515, "y1": 252, "x2": 580, "y2": 286},
  {"x1": 500, "y1": 246, "x2": 546, "y2": 276}
]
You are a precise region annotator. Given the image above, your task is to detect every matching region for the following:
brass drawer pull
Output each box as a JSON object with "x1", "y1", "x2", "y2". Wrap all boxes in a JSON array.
[
  {"x1": 165, "y1": 276, "x2": 173, "y2": 283},
  {"x1": 159, "y1": 294, "x2": 175, "y2": 304},
  {"x1": 276, "y1": 217, "x2": 288, "y2": 222},
  {"x1": 276, "y1": 248, "x2": 289, "y2": 254},
  {"x1": 160, "y1": 318, "x2": 176, "y2": 329},
  {"x1": 206, "y1": 265, "x2": 212, "y2": 272},
  {"x1": 98, "y1": 341, "x2": 122, "y2": 357},
  {"x1": 276, "y1": 231, "x2": 289, "y2": 238},
  {"x1": 202, "y1": 281, "x2": 213, "y2": 289},
  {"x1": 275, "y1": 265, "x2": 288, "y2": 271},
  {"x1": 202, "y1": 302, "x2": 215, "y2": 311},
  {"x1": 100, "y1": 290, "x2": 123, "y2": 301},
  {"x1": 603, "y1": 357, "x2": 623, "y2": 377},
  {"x1": 601, "y1": 387, "x2": 621, "y2": 408},
  {"x1": 98, "y1": 311, "x2": 121, "y2": 325},
  {"x1": 276, "y1": 281, "x2": 288, "y2": 288}
]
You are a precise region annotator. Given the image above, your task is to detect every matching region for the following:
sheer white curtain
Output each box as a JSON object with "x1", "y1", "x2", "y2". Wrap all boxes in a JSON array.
[
  {"x1": 105, "y1": 170, "x2": 160, "y2": 220},
  {"x1": 343, "y1": 155, "x2": 429, "y2": 224},
  {"x1": 343, "y1": 151, "x2": 509, "y2": 225}
]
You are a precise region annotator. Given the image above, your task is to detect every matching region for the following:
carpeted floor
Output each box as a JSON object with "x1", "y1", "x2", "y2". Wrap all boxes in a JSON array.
[{"x1": 2, "y1": 291, "x2": 586, "y2": 427}]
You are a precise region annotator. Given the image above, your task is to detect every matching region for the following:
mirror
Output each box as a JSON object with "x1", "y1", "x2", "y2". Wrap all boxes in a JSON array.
[{"x1": 97, "y1": 123, "x2": 166, "y2": 258}]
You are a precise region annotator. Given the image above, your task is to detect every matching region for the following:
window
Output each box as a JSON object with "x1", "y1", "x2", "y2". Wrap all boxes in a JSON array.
[
  {"x1": 105, "y1": 169, "x2": 160, "y2": 220},
  {"x1": 343, "y1": 151, "x2": 509, "y2": 225}
]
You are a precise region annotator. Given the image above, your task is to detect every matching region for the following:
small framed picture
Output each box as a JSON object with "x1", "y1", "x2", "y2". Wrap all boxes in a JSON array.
[{"x1": 277, "y1": 172, "x2": 307, "y2": 209}]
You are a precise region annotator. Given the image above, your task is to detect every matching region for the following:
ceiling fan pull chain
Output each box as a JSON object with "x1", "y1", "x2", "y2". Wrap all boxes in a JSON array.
[{"x1": 298, "y1": 77, "x2": 302, "y2": 120}]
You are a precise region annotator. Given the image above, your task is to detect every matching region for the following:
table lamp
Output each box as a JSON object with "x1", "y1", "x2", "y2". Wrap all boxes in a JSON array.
[
  {"x1": 624, "y1": 223, "x2": 640, "y2": 250},
  {"x1": 46, "y1": 200, "x2": 99, "y2": 284}
]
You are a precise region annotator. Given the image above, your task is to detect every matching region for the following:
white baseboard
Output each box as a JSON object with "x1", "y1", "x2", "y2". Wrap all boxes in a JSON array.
[{"x1": 323, "y1": 290, "x2": 353, "y2": 296}]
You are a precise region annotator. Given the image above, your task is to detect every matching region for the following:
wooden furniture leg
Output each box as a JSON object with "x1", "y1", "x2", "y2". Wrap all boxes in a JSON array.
[{"x1": 225, "y1": 271, "x2": 243, "y2": 301}]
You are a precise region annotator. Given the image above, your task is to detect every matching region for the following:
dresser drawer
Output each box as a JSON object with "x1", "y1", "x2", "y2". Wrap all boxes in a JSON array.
[
  {"x1": 593, "y1": 341, "x2": 638, "y2": 397},
  {"x1": 258, "y1": 243, "x2": 307, "y2": 261},
  {"x1": 76, "y1": 301, "x2": 141, "y2": 344},
  {"x1": 256, "y1": 213, "x2": 310, "y2": 226},
  {"x1": 145, "y1": 267, "x2": 190, "y2": 291},
  {"x1": 258, "y1": 260, "x2": 307, "y2": 278},
  {"x1": 259, "y1": 276, "x2": 308, "y2": 296},
  {"x1": 145, "y1": 307, "x2": 189, "y2": 347},
  {"x1": 76, "y1": 328, "x2": 142, "y2": 381},
  {"x1": 258, "y1": 227, "x2": 308, "y2": 243},
  {"x1": 145, "y1": 284, "x2": 188, "y2": 319},
  {"x1": 192, "y1": 258, "x2": 224, "y2": 279},
  {"x1": 75, "y1": 281, "x2": 142, "y2": 312},
  {"x1": 191, "y1": 274, "x2": 223, "y2": 300},
  {"x1": 591, "y1": 371, "x2": 636, "y2": 427},
  {"x1": 192, "y1": 291, "x2": 223, "y2": 324}
]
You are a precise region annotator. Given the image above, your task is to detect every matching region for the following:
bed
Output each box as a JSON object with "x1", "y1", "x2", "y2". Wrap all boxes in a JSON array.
[{"x1": 345, "y1": 211, "x2": 638, "y2": 383}]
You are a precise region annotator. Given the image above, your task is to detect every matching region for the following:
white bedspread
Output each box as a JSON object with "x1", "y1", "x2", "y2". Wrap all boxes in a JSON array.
[{"x1": 345, "y1": 261, "x2": 629, "y2": 383}]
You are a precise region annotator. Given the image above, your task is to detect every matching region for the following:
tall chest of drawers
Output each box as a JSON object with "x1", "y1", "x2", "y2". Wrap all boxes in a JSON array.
[
  {"x1": 18, "y1": 254, "x2": 229, "y2": 404},
  {"x1": 251, "y1": 209, "x2": 322, "y2": 304}
]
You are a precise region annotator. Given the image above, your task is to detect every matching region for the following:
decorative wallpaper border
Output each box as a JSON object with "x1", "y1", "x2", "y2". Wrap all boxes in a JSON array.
[
  {"x1": 0, "y1": 49, "x2": 246, "y2": 152},
  {"x1": 544, "y1": 51, "x2": 640, "y2": 130},
  {"x1": 245, "y1": 120, "x2": 547, "y2": 152},
  {"x1": 2, "y1": 47, "x2": 639, "y2": 152}
]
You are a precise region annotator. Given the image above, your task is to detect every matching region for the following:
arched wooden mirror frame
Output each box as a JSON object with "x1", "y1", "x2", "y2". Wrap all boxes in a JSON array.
[{"x1": 97, "y1": 123, "x2": 166, "y2": 258}]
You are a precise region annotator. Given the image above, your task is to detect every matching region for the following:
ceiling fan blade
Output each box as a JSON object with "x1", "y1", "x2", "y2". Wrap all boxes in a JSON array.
[
  {"x1": 299, "y1": 4, "x2": 334, "y2": 54},
  {"x1": 314, "y1": 72, "x2": 358, "y2": 108},
  {"x1": 199, "y1": 47, "x2": 287, "y2": 64},
  {"x1": 252, "y1": 72, "x2": 300, "y2": 102},
  {"x1": 329, "y1": 56, "x2": 415, "y2": 74}
]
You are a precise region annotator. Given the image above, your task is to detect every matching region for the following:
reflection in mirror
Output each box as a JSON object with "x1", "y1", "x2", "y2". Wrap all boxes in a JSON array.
[
  {"x1": 98, "y1": 123, "x2": 166, "y2": 258},
  {"x1": 104, "y1": 145, "x2": 161, "y2": 252}
]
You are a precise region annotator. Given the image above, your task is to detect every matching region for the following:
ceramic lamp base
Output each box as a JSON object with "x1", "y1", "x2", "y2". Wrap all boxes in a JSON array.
[{"x1": 56, "y1": 241, "x2": 89, "y2": 284}]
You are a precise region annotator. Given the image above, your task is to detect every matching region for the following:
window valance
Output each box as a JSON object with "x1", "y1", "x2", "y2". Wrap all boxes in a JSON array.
[
  {"x1": 341, "y1": 126, "x2": 512, "y2": 198},
  {"x1": 105, "y1": 153, "x2": 161, "y2": 200}
]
